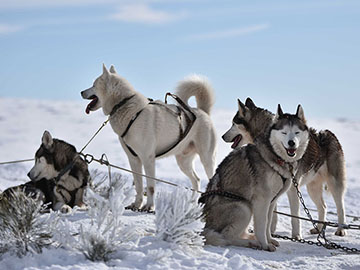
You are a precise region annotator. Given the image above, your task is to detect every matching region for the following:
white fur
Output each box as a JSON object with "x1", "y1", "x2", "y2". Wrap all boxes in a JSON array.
[
  {"x1": 270, "y1": 124, "x2": 309, "y2": 163},
  {"x1": 82, "y1": 65, "x2": 217, "y2": 211}
]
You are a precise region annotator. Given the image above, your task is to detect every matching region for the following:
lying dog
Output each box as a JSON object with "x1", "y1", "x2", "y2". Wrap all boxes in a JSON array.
[
  {"x1": 201, "y1": 105, "x2": 309, "y2": 251},
  {"x1": 19, "y1": 130, "x2": 90, "y2": 213}
]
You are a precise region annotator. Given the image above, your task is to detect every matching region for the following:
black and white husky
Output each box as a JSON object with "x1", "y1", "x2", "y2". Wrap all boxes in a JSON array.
[
  {"x1": 81, "y1": 64, "x2": 217, "y2": 211},
  {"x1": 222, "y1": 98, "x2": 347, "y2": 238},
  {"x1": 25, "y1": 131, "x2": 90, "y2": 212},
  {"x1": 201, "y1": 105, "x2": 309, "y2": 251}
]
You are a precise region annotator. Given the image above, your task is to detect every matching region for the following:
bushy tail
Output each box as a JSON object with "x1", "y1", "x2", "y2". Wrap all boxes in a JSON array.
[{"x1": 175, "y1": 74, "x2": 215, "y2": 115}]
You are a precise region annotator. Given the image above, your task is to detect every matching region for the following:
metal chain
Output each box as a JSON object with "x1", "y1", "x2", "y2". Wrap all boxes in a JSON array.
[{"x1": 291, "y1": 177, "x2": 360, "y2": 254}]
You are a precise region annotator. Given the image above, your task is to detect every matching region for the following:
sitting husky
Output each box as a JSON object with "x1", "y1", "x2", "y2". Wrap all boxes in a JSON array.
[
  {"x1": 25, "y1": 131, "x2": 90, "y2": 213},
  {"x1": 201, "y1": 105, "x2": 309, "y2": 251},
  {"x1": 223, "y1": 98, "x2": 347, "y2": 238},
  {"x1": 81, "y1": 64, "x2": 216, "y2": 211}
]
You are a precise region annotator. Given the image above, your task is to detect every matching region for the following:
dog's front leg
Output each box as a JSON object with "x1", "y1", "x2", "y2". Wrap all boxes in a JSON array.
[
  {"x1": 287, "y1": 184, "x2": 302, "y2": 239},
  {"x1": 253, "y1": 199, "x2": 276, "y2": 252},
  {"x1": 127, "y1": 155, "x2": 144, "y2": 209},
  {"x1": 142, "y1": 157, "x2": 155, "y2": 211},
  {"x1": 267, "y1": 202, "x2": 280, "y2": 247}
]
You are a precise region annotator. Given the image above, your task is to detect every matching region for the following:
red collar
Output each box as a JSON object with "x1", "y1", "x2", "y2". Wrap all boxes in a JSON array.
[{"x1": 277, "y1": 158, "x2": 285, "y2": 166}]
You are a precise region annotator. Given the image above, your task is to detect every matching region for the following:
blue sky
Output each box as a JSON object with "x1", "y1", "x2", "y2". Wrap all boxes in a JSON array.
[{"x1": 0, "y1": 0, "x2": 359, "y2": 119}]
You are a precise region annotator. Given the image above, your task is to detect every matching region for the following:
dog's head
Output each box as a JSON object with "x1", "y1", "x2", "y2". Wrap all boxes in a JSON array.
[
  {"x1": 81, "y1": 64, "x2": 133, "y2": 115},
  {"x1": 27, "y1": 131, "x2": 77, "y2": 182},
  {"x1": 222, "y1": 97, "x2": 273, "y2": 149},
  {"x1": 28, "y1": 131, "x2": 59, "y2": 182},
  {"x1": 269, "y1": 104, "x2": 309, "y2": 163}
]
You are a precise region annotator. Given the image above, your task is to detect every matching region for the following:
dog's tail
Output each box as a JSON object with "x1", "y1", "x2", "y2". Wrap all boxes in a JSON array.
[{"x1": 175, "y1": 74, "x2": 215, "y2": 115}]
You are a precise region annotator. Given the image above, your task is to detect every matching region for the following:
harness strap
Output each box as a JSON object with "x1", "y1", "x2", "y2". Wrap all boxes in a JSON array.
[
  {"x1": 54, "y1": 158, "x2": 76, "y2": 182},
  {"x1": 109, "y1": 95, "x2": 136, "y2": 117},
  {"x1": 121, "y1": 93, "x2": 197, "y2": 158},
  {"x1": 198, "y1": 189, "x2": 250, "y2": 205}
]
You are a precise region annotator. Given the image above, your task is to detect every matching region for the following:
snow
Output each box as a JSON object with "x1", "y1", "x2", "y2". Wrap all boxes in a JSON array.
[{"x1": 0, "y1": 97, "x2": 360, "y2": 269}]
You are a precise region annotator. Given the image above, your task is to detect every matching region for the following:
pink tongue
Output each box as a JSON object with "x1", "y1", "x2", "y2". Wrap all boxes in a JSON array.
[
  {"x1": 85, "y1": 98, "x2": 98, "y2": 114},
  {"x1": 288, "y1": 149, "x2": 296, "y2": 154},
  {"x1": 231, "y1": 135, "x2": 242, "y2": 149}
]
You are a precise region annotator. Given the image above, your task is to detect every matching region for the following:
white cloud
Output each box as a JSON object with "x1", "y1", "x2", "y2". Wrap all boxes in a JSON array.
[
  {"x1": 0, "y1": 24, "x2": 24, "y2": 34},
  {"x1": 110, "y1": 3, "x2": 186, "y2": 24},
  {"x1": 185, "y1": 24, "x2": 270, "y2": 41}
]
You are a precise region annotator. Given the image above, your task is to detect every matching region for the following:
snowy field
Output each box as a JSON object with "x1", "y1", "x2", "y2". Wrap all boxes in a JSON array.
[{"x1": 0, "y1": 97, "x2": 360, "y2": 269}]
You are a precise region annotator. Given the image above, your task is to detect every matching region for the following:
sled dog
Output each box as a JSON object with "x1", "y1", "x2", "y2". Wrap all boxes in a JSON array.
[
  {"x1": 81, "y1": 64, "x2": 216, "y2": 211},
  {"x1": 26, "y1": 131, "x2": 90, "y2": 212},
  {"x1": 222, "y1": 98, "x2": 347, "y2": 238},
  {"x1": 201, "y1": 105, "x2": 309, "y2": 251}
]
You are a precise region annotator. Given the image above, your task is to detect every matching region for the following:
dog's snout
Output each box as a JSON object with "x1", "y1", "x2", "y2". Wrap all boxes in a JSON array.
[{"x1": 288, "y1": 140, "x2": 295, "y2": 147}]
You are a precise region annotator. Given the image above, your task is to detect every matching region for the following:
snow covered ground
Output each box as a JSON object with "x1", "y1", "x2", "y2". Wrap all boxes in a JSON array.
[{"x1": 0, "y1": 97, "x2": 360, "y2": 269}]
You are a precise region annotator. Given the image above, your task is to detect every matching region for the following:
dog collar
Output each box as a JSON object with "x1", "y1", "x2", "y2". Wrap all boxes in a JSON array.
[
  {"x1": 277, "y1": 158, "x2": 285, "y2": 166},
  {"x1": 109, "y1": 95, "x2": 136, "y2": 117}
]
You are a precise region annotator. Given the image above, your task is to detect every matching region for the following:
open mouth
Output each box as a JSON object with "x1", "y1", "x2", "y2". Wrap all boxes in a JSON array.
[
  {"x1": 285, "y1": 148, "x2": 296, "y2": 157},
  {"x1": 85, "y1": 95, "x2": 99, "y2": 114},
  {"x1": 231, "y1": 134, "x2": 243, "y2": 149}
]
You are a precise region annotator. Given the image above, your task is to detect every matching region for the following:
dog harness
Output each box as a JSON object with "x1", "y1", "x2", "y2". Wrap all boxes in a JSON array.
[
  {"x1": 110, "y1": 93, "x2": 197, "y2": 158},
  {"x1": 198, "y1": 189, "x2": 251, "y2": 205}
]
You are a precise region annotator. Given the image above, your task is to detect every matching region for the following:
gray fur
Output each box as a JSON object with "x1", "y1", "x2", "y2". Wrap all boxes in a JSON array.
[
  {"x1": 222, "y1": 98, "x2": 347, "y2": 238},
  {"x1": 202, "y1": 106, "x2": 309, "y2": 252},
  {"x1": 28, "y1": 131, "x2": 89, "y2": 213}
]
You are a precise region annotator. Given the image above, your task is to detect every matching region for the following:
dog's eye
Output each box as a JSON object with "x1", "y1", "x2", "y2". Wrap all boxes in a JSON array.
[
  {"x1": 295, "y1": 132, "x2": 300, "y2": 135},
  {"x1": 282, "y1": 132, "x2": 287, "y2": 135}
]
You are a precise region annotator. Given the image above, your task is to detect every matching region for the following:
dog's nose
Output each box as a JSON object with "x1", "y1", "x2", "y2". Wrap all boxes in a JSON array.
[
  {"x1": 288, "y1": 140, "x2": 295, "y2": 147},
  {"x1": 27, "y1": 172, "x2": 31, "y2": 179}
]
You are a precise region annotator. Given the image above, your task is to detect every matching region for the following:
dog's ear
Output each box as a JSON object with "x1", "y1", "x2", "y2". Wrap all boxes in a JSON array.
[
  {"x1": 42, "y1": 130, "x2": 54, "y2": 150},
  {"x1": 102, "y1": 63, "x2": 110, "y2": 78},
  {"x1": 275, "y1": 104, "x2": 284, "y2": 119},
  {"x1": 296, "y1": 104, "x2": 306, "y2": 123},
  {"x1": 245, "y1": 97, "x2": 256, "y2": 110},
  {"x1": 109, "y1": 65, "x2": 117, "y2": 74},
  {"x1": 237, "y1": 99, "x2": 249, "y2": 117}
]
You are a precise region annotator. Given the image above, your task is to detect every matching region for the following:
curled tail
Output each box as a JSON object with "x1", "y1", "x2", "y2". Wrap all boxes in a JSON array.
[{"x1": 175, "y1": 74, "x2": 215, "y2": 115}]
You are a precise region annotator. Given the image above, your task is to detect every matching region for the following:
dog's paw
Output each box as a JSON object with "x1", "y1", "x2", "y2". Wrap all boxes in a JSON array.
[
  {"x1": 125, "y1": 201, "x2": 142, "y2": 210},
  {"x1": 335, "y1": 228, "x2": 346, "y2": 237},
  {"x1": 248, "y1": 241, "x2": 262, "y2": 250},
  {"x1": 268, "y1": 238, "x2": 280, "y2": 247},
  {"x1": 291, "y1": 234, "x2": 302, "y2": 240},
  {"x1": 265, "y1": 244, "x2": 277, "y2": 252},
  {"x1": 141, "y1": 203, "x2": 154, "y2": 212},
  {"x1": 309, "y1": 228, "x2": 320, "y2": 235},
  {"x1": 60, "y1": 204, "x2": 72, "y2": 214}
]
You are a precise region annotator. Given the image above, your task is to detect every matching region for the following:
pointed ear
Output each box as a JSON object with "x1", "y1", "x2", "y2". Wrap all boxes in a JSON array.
[
  {"x1": 296, "y1": 104, "x2": 306, "y2": 123},
  {"x1": 42, "y1": 130, "x2": 53, "y2": 149},
  {"x1": 245, "y1": 97, "x2": 256, "y2": 110},
  {"x1": 275, "y1": 104, "x2": 283, "y2": 119},
  {"x1": 237, "y1": 99, "x2": 248, "y2": 117},
  {"x1": 109, "y1": 65, "x2": 117, "y2": 74},
  {"x1": 102, "y1": 63, "x2": 110, "y2": 78}
]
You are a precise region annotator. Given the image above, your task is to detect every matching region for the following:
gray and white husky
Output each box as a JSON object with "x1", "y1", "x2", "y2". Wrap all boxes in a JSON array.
[
  {"x1": 201, "y1": 105, "x2": 309, "y2": 251},
  {"x1": 223, "y1": 98, "x2": 347, "y2": 238},
  {"x1": 81, "y1": 64, "x2": 216, "y2": 211},
  {"x1": 27, "y1": 131, "x2": 89, "y2": 212}
]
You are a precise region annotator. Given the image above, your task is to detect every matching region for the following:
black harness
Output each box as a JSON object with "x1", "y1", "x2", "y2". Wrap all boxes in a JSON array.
[
  {"x1": 198, "y1": 189, "x2": 250, "y2": 205},
  {"x1": 110, "y1": 93, "x2": 196, "y2": 158}
]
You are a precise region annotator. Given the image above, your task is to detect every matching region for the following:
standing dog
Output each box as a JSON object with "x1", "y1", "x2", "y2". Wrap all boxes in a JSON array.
[
  {"x1": 222, "y1": 98, "x2": 347, "y2": 238},
  {"x1": 27, "y1": 131, "x2": 89, "y2": 212},
  {"x1": 201, "y1": 105, "x2": 309, "y2": 251},
  {"x1": 81, "y1": 65, "x2": 216, "y2": 211}
]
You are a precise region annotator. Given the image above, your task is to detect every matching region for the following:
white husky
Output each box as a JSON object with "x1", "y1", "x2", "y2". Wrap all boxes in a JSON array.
[{"x1": 81, "y1": 64, "x2": 217, "y2": 211}]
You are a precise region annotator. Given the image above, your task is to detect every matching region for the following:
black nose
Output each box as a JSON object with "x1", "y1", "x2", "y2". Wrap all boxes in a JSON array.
[
  {"x1": 27, "y1": 172, "x2": 31, "y2": 178},
  {"x1": 288, "y1": 140, "x2": 295, "y2": 147}
]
